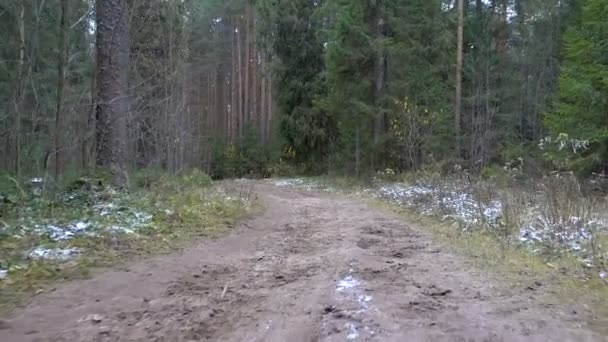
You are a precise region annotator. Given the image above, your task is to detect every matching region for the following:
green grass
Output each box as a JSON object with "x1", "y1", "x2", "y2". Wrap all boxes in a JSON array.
[
  {"x1": 0, "y1": 171, "x2": 259, "y2": 314},
  {"x1": 372, "y1": 201, "x2": 608, "y2": 335}
]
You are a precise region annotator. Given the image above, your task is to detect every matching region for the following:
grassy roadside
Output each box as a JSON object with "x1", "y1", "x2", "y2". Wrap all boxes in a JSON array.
[
  {"x1": 0, "y1": 171, "x2": 260, "y2": 314},
  {"x1": 367, "y1": 200, "x2": 608, "y2": 334},
  {"x1": 270, "y1": 176, "x2": 608, "y2": 334}
]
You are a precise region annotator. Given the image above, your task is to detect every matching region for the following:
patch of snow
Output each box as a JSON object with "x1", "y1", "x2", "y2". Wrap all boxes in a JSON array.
[
  {"x1": 346, "y1": 322, "x2": 359, "y2": 340},
  {"x1": 357, "y1": 295, "x2": 373, "y2": 309},
  {"x1": 600, "y1": 271, "x2": 607, "y2": 280},
  {"x1": 95, "y1": 202, "x2": 117, "y2": 216},
  {"x1": 376, "y1": 183, "x2": 502, "y2": 226},
  {"x1": 272, "y1": 178, "x2": 305, "y2": 187},
  {"x1": 375, "y1": 182, "x2": 608, "y2": 255},
  {"x1": 108, "y1": 225, "x2": 136, "y2": 235},
  {"x1": 0, "y1": 269, "x2": 7, "y2": 280},
  {"x1": 28, "y1": 247, "x2": 81, "y2": 261},
  {"x1": 337, "y1": 275, "x2": 360, "y2": 292}
]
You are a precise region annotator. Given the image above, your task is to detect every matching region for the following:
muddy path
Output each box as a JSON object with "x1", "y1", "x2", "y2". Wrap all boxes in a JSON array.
[{"x1": 0, "y1": 183, "x2": 604, "y2": 342}]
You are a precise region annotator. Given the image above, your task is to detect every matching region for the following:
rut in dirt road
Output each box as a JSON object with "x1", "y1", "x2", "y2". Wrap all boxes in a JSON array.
[{"x1": 0, "y1": 183, "x2": 604, "y2": 342}]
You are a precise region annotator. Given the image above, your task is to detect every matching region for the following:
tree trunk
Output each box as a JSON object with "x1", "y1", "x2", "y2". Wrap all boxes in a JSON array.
[
  {"x1": 373, "y1": 5, "x2": 387, "y2": 169},
  {"x1": 237, "y1": 18, "x2": 244, "y2": 137},
  {"x1": 54, "y1": 0, "x2": 69, "y2": 178},
  {"x1": 455, "y1": 0, "x2": 464, "y2": 158},
  {"x1": 231, "y1": 17, "x2": 238, "y2": 142},
  {"x1": 14, "y1": 0, "x2": 26, "y2": 176},
  {"x1": 96, "y1": 0, "x2": 130, "y2": 188},
  {"x1": 244, "y1": 2, "x2": 251, "y2": 125},
  {"x1": 374, "y1": 11, "x2": 386, "y2": 145}
]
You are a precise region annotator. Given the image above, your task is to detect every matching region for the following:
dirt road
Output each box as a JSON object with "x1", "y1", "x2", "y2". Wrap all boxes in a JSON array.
[{"x1": 0, "y1": 183, "x2": 604, "y2": 341}]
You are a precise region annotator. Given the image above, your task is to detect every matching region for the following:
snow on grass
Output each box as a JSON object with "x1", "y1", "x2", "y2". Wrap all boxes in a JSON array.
[
  {"x1": 374, "y1": 182, "x2": 608, "y2": 261},
  {"x1": 27, "y1": 247, "x2": 81, "y2": 261},
  {"x1": 376, "y1": 183, "x2": 502, "y2": 226},
  {"x1": 271, "y1": 178, "x2": 305, "y2": 187},
  {"x1": 270, "y1": 178, "x2": 337, "y2": 192}
]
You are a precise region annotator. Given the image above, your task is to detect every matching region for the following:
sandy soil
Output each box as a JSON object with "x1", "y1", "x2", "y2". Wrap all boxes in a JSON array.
[{"x1": 0, "y1": 183, "x2": 604, "y2": 342}]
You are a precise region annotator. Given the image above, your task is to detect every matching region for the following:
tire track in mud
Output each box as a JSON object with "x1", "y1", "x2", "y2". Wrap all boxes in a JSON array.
[{"x1": 0, "y1": 183, "x2": 604, "y2": 342}]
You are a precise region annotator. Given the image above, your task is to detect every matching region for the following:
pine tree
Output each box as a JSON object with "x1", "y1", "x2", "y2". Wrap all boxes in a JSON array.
[
  {"x1": 258, "y1": 0, "x2": 333, "y2": 171},
  {"x1": 546, "y1": 0, "x2": 608, "y2": 172}
]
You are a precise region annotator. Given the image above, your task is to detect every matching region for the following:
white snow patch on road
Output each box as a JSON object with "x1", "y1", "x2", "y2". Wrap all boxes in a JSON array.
[{"x1": 337, "y1": 275, "x2": 360, "y2": 292}]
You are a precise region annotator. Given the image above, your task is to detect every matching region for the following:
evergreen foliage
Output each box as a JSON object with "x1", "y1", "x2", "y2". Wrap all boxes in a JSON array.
[{"x1": 545, "y1": 0, "x2": 608, "y2": 172}]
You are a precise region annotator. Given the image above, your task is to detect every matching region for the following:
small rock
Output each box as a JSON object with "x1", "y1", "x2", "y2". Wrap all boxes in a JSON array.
[
  {"x1": 78, "y1": 314, "x2": 103, "y2": 324},
  {"x1": 35, "y1": 289, "x2": 44, "y2": 295},
  {"x1": 323, "y1": 305, "x2": 338, "y2": 314}
]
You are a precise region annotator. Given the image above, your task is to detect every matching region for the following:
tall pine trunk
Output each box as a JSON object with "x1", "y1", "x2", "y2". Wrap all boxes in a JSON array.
[
  {"x1": 455, "y1": 0, "x2": 464, "y2": 158},
  {"x1": 96, "y1": 0, "x2": 130, "y2": 187},
  {"x1": 54, "y1": 0, "x2": 69, "y2": 178},
  {"x1": 14, "y1": 0, "x2": 26, "y2": 176}
]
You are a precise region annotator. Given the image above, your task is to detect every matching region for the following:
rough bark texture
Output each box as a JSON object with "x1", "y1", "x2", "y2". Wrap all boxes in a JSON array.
[
  {"x1": 95, "y1": 0, "x2": 130, "y2": 188},
  {"x1": 54, "y1": 0, "x2": 69, "y2": 178},
  {"x1": 374, "y1": 14, "x2": 387, "y2": 146},
  {"x1": 455, "y1": 0, "x2": 464, "y2": 158}
]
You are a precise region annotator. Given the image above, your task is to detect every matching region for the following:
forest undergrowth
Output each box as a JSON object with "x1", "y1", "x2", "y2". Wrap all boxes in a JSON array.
[{"x1": 0, "y1": 170, "x2": 257, "y2": 313}]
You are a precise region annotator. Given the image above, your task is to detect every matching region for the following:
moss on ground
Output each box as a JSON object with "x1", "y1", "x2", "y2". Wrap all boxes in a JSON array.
[{"x1": 0, "y1": 171, "x2": 259, "y2": 313}]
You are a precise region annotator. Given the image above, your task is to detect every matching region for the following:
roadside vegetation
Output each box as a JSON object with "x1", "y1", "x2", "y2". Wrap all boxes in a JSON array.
[
  {"x1": 270, "y1": 167, "x2": 608, "y2": 333},
  {"x1": 0, "y1": 170, "x2": 256, "y2": 312}
]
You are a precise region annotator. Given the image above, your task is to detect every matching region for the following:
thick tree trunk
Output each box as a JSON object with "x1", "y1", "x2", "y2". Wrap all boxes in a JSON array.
[
  {"x1": 374, "y1": 13, "x2": 387, "y2": 146},
  {"x1": 95, "y1": 0, "x2": 130, "y2": 188},
  {"x1": 54, "y1": 0, "x2": 69, "y2": 178}
]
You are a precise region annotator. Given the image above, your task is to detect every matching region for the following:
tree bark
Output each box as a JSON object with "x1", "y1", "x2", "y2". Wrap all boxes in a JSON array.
[
  {"x1": 14, "y1": 0, "x2": 26, "y2": 176},
  {"x1": 455, "y1": 0, "x2": 464, "y2": 158},
  {"x1": 54, "y1": 0, "x2": 69, "y2": 178},
  {"x1": 95, "y1": 0, "x2": 130, "y2": 187},
  {"x1": 244, "y1": 2, "x2": 251, "y2": 125},
  {"x1": 237, "y1": 18, "x2": 244, "y2": 137},
  {"x1": 374, "y1": 10, "x2": 387, "y2": 146}
]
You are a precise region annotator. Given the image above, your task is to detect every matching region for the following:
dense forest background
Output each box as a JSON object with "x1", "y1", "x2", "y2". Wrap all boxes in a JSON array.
[{"x1": 0, "y1": 0, "x2": 606, "y2": 186}]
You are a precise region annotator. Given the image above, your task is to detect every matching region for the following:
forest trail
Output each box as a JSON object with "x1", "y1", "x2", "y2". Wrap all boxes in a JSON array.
[{"x1": 0, "y1": 183, "x2": 604, "y2": 342}]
